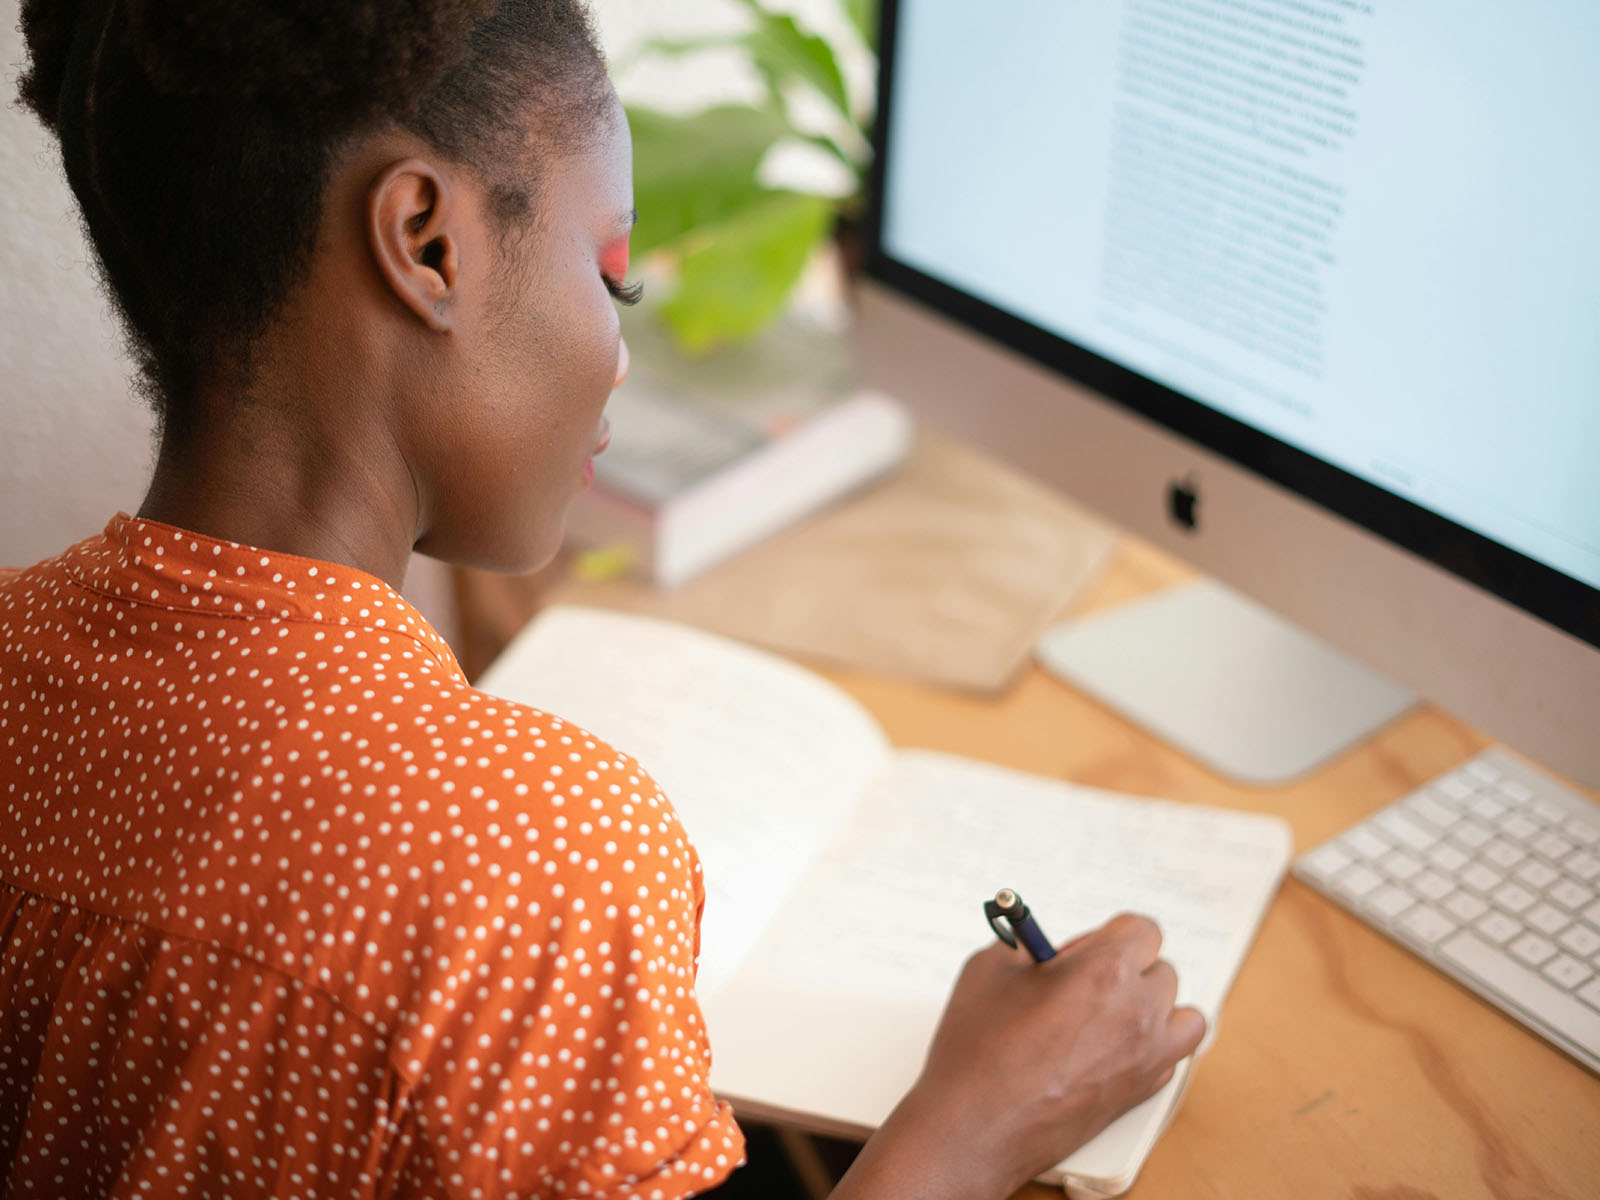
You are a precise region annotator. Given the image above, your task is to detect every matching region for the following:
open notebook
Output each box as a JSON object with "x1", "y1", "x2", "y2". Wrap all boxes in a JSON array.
[{"x1": 477, "y1": 606, "x2": 1291, "y2": 1197}]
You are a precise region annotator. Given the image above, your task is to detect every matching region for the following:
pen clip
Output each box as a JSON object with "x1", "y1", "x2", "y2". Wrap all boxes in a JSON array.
[{"x1": 983, "y1": 897, "x2": 1019, "y2": 949}]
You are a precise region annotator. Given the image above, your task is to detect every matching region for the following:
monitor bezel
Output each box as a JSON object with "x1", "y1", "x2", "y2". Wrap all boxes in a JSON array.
[{"x1": 863, "y1": 0, "x2": 1600, "y2": 654}]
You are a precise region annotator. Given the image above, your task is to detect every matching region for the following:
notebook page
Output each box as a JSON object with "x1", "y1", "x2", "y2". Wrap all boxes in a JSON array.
[
  {"x1": 703, "y1": 749, "x2": 1290, "y2": 1190},
  {"x1": 476, "y1": 606, "x2": 891, "y2": 993},
  {"x1": 747, "y1": 750, "x2": 1291, "y2": 1013}
]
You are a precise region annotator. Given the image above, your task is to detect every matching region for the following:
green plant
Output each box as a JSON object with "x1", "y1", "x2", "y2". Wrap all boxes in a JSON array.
[{"x1": 623, "y1": 0, "x2": 877, "y2": 354}]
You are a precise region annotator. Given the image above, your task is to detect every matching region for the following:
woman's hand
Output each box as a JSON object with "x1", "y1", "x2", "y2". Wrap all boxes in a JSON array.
[{"x1": 832, "y1": 912, "x2": 1205, "y2": 1200}]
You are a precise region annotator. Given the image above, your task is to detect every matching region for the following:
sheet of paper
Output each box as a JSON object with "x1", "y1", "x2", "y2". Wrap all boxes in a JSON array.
[
  {"x1": 704, "y1": 749, "x2": 1290, "y2": 1191},
  {"x1": 742, "y1": 750, "x2": 1291, "y2": 1015},
  {"x1": 476, "y1": 606, "x2": 891, "y2": 993}
]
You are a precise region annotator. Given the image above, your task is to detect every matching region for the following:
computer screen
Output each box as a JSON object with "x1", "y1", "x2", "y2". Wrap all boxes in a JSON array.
[{"x1": 871, "y1": 0, "x2": 1600, "y2": 649}]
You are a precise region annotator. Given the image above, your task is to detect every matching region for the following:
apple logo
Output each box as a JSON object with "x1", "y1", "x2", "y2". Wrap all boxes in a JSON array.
[{"x1": 1168, "y1": 476, "x2": 1199, "y2": 532}]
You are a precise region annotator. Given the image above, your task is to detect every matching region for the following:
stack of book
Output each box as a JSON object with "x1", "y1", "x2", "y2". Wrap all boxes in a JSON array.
[{"x1": 566, "y1": 306, "x2": 913, "y2": 587}]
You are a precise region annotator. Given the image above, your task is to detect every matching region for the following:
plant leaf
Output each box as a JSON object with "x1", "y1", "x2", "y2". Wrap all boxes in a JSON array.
[
  {"x1": 633, "y1": 34, "x2": 739, "y2": 60},
  {"x1": 625, "y1": 105, "x2": 794, "y2": 257},
  {"x1": 843, "y1": 0, "x2": 878, "y2": 51},
  {"x1": 659, "y1": 191, "x2": 833, "y2": 354},
  {"x1": 734, "y1": 5, "x2": 852, "y2": 120}
]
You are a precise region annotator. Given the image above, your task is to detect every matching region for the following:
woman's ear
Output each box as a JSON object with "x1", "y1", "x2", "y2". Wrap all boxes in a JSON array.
[{"x1": 366, "y1": 158, "x2": 460, "y2": 332}]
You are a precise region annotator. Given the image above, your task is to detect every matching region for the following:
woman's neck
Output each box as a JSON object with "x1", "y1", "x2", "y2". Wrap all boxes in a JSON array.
[{"x1": 138, "y1": 405, "x2": 421, "y2": 591}]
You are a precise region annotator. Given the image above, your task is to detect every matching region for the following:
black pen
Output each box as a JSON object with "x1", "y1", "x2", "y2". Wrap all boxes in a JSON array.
[{"x1": 984, "y1": 887, "x2": 1056, "y2": 962}]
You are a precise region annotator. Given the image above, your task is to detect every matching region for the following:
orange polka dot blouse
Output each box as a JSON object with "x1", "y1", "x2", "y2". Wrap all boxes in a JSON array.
[{"x1": 0, "y1": 515, "x2": 744, "y2": 1199}]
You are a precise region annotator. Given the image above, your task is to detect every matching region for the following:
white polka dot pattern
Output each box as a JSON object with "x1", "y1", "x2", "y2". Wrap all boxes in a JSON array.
[{"x1": 0, "y1": 514, "x2": 744, "y2": 1198}]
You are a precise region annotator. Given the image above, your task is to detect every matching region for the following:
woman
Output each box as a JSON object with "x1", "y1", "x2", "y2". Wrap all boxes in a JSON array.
[{"x1": 0, "y1": 2, "x2": 1204, "y2": 1197}]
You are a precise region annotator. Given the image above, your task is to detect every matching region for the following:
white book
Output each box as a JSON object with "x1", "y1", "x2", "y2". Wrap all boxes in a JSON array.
[
  {"x1": 478, "y1": 606, "x2": 1292, "y2": 1197},
  {"x1": 566, "y1": 307, "x2": 913, "y2": 587}
]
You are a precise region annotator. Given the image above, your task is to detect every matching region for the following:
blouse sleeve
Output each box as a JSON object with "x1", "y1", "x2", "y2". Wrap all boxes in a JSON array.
[{"x1": 390, "y1": 713, "x2": 745, "y2": 1199}]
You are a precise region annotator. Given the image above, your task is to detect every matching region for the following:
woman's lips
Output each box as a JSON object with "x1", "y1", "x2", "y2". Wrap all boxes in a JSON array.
[{"x1": 582, "y1": 418, "x2": 610, "y2": 487}]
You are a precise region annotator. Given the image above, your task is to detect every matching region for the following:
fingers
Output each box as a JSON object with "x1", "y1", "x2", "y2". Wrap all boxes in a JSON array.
[
  {"x1": 1035, "y1": 915, "x2": 1200, "y2": 1065},
  {"x1": 1166, "y1": 1005, "x2": 1207, "y2": 1058},
  {"x1": 1054, "y1": 911, "x2": 1164, "y2": 962},
  {"x1": 1053, "y1": 930, "x2": 1094, "y2": 957},
  {"x1": 1046, "y1": 913, "x2": 1163, "y2": 984},
  {"x1": 1141, "y1": 958, "x2": 1179, "y2": 1012},
  {"x1": 1104, "y1": 911, "x2": 1163, "y2": 969}
]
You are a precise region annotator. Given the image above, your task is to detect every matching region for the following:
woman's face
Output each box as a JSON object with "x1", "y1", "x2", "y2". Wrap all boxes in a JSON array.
[{"x1": 409, "y1": 92, "x2": 635, "y2": 573}]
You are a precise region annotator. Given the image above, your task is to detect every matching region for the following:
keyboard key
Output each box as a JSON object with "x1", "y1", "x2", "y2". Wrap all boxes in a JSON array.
[
  {"x1": 1377, "y1": 810, "x2": 1437, "y2": 852},
  {"x1": 1549, "y1": 879, "x2": 1594, "y2": 912},
  {"x1": 1411, "y1": 870, "x2": 1453, "y2": 901},
  {"x1": 1405, "y1": 792, "x2": 1459, "y2": 829},
  {"x1": 1445, "y1": 892, "x2": 1488, "y2": 923},
  {"x1": 1579, "y1": 978, "x2": 1600, "y2": 1012},
  {"x1": 1498, "y1": 813, "x2": 1540, "y2": 842},
  {"x1": 1483, "y1": 840, "x2": 1525, "y2": 870},
  {"x1": 1565, "y1": 851, "x2": 1600, "y2": 882},
  {"x1": 1439, "y1": 933, "x2": 1600, "y2": 1059},
  {"x1": 1379, "y1": 850, "x2": 1424, "y2": 881},
  {"x1": 1426, "y1": 842, "x2": 1470, "y2": 873},
  {"x1": 1496, "y1": 779, "x2": 1533, "y2": 804},
  {"x1": 1585, "y1": 901, "x2": 1600, "y2": 928},
  {"x1": 1557, "y1": 923, "x2": 1600, "y2": 957},
  {"x1": 1492, "y1": 883, "x2": 1536, "y2": 914},
  {"x1": 1564, "y1": 816, "x2": 1599, "y2": 846},
  {"x1": 1461, "y1": 863, "x2": 1504, "y2": 894},
  {"x1": 1466, "y1": 761, "x2": 1502, "y2": 786},
  {"x1": 1468, "y1": 794, "x2": 1507, "y2": 823},
  {"x1": 1509, "y1": 932, "x2": 1556, "y2": 967},
  {"x1": 1543, "y1": 955, "x2": 1593, "y2": 990},
  {"x1": 1398, "y1": 905, "x2": 1456, "y2": 946},
  {"x1": 1531, "y1": 832, "x2": 1574, "y2": 863},
  {"x1": 1364, "y1": 885, "x2": 1415, "y2": 921},
  {"x1": 1532, "y1": 799, "x2": 1568, "y2": 825},
  {"x1": 1514, "y1": 859, "x2": 1559, "y2": 891},
  {"x1": 1299, "y1": 843, "x2": 1352, "y2": 883},
  {"x1": 1334, "y1": 864, "x2": 1384, "y2": 899},
  {"x1": 1525, "y1": 904, "x2": 1569, "y2": 936},
  {"x1": 1476, "y1": 911, "x2": 1522, "y2": 944},
  {"x1": 1453, "y1": 820, "x2": 1493, "y2": 850},
  {"x1": 1437, "y1": 776, "x2": 1475, "y2": 802},
  {"x1": 1344, "y1": 825, "x2": 1392, "y2": 860}
]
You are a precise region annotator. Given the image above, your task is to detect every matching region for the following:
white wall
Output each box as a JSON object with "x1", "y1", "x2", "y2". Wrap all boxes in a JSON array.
[{"x1": 1, "y1": 4, "x2": 157, "y2": 563}]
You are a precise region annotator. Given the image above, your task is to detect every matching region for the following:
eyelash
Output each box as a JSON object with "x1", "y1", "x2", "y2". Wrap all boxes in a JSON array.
[{"x1": 605, "y1": 277, "x2": 644, "y2": 307}]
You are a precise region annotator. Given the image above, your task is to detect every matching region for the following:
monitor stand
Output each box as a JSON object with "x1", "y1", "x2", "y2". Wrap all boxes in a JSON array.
[{"x1": 1035, "y1": 579, "x2": 1416, "y2": 785}]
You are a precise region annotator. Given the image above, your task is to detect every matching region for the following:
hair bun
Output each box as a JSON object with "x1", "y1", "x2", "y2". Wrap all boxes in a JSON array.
[{"x1": 120, "y1": 0, "x2": 498, "y2": 128}]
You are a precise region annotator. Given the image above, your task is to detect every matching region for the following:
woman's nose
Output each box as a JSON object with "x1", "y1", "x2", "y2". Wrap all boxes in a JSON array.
[{"x1": 613, "y1": 336, "x2": 631, "y2": 389}]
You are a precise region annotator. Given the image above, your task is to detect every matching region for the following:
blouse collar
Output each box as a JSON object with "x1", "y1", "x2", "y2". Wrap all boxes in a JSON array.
[{"x1": 65, "y1": 513, "x2": 458, "y2": 668}]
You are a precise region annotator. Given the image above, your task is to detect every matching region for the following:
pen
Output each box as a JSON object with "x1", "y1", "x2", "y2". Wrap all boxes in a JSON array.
[{"x1": 984, "y1": 887, "x2": 1056, "y2": 962}]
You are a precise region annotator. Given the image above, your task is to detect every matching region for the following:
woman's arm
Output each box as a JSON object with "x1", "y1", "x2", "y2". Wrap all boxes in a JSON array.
[{"x1": 829, "y1": 913, "x2": 1205, "y2": 1200}]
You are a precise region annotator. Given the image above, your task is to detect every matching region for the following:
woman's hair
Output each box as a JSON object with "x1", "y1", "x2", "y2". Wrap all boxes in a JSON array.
[{"x1": 18, "y1": 0, "x2": 610, "y2": 430}]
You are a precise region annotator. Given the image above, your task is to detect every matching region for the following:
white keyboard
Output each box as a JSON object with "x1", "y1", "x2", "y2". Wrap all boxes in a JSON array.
[{"x1": 1295, "y1": 748, "x2": 1600, "y2": 1074}]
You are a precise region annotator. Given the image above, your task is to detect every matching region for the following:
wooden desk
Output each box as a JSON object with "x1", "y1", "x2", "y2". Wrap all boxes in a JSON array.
[
  {"x1": 815, "y1": 540, "x2": 1600, "y2": 1200},
  {"x1": 457, "y1": 537, "x2": 1600, "y2": 1199}
]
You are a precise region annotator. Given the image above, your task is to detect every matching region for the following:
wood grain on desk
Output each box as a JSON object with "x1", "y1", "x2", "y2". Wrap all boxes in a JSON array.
[
  {"x1": 456, "y1": 537, "x2": 1600, "y2": 1200},
  {"x1": 815, "y1": 541, "x2": 1600, "y2": 1200}
]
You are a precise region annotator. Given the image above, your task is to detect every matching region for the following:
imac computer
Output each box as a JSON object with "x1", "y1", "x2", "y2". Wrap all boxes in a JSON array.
[{"x1": 858, "y1": 0, "x2": 1600, "y2": 789}]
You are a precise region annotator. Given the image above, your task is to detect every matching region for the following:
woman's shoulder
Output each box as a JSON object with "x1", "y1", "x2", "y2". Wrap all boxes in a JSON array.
[
  {"x1": 234, "y1": 681, "x2": 703, "y2": 1009},
  {"x1": 269, "y1": 665, "x2": 679, "y2": 848}
]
